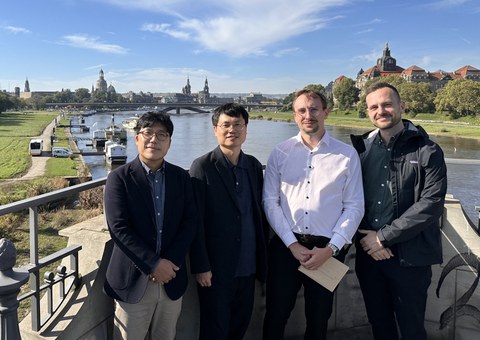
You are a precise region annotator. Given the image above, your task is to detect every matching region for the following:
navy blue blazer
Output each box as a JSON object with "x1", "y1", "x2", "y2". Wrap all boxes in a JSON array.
[
  {"x1": 104, "y1": 156, "x2": 197, "y2": 303},
  {"x1": 189, "y1": 146, "x2": 268, "y2": 283}
]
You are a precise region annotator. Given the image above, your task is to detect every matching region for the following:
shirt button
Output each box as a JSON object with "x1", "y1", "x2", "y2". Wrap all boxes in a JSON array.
[
  {"x1": 384, "y1": 165, "x2": 387, "y2": 169},
  {"x1": 375, "y1": 218, "x2": 379, "y2": 222},
  {"x1": 306, "y1": 196, "x2": 309, "y2": 199},
  {"x1": 157, "y1": 212, "x2": 161, "y2": 216},
  {"x1": 381, "y1": 184, "x2": 385, "y2": 187},
  {"x1": 305, "y1": 212, "x2": 308, "y2": 215},
  {"x1": 377, "y1": 201, "x2": 381, "y2": 204}
]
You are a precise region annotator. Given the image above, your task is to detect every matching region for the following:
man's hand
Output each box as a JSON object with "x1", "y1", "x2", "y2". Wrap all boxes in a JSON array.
[
  {"x1": 195, "y1": 271, "x2": 212, "y2": 287},
  {"x1": 300, "y1": 246, "x2": 332, "y2": 270},
  {"x1": 358, "y1": 229, "x2": 384, "y2": 254},
  {"x1": 151, "y1": 259, "x2": 179, "y2": 284},
  {"x1": 288, "y1": 242, "x2": 311, "y2": 263},
  {"x1": 370, "y1": 247, "x2": 394, "y2": 261}
]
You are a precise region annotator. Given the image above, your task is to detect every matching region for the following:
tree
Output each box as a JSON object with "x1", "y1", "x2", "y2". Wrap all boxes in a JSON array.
[
  {"x1": 74, "y1": 88, "x2": 91, "y2": 103},
  {"x1": 282, "y1": 84, "x2": 326, "y2": 111},
  {"x1": 333, "y1": 77, "x2": 359, "y2": 110},
  {"x1": 434, "y1": 79, "x2": 480, "y2": 118},
  {"x1": 304, "y1": 84, "x2": 325, "y2": 92},
  {"x1": 0, "y1": 92, "x2": 15, "y2": 113},
  {"x1": 397, "y1": 82, "x2": 435, "y2": 115},
  {"x1": 53, "y1": 89, "x2": 74, "y2": 103}
]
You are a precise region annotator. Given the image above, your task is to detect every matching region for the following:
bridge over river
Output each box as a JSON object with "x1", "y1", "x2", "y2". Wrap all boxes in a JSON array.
[{"x1": 45, "y1": 101, "x2": 283, "y2": 114}]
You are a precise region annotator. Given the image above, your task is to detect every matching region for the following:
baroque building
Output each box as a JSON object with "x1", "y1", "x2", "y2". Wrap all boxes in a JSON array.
[
  {"x1": 355, "y1": 43, "x2": 480, "y2": 91},
  {"x1": 94, "y1": 69, "x2": 116, "y2": 94}
]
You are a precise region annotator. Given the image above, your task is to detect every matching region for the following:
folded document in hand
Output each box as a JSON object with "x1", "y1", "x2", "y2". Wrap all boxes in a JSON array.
[{"x1": 298, "y1": 257, "x2": 349, "y2": 292}]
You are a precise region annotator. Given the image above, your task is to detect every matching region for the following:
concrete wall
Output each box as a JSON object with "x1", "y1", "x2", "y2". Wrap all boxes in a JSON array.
[{"x1": 19, "y1": 196, "x2": 480, "y2": 339}]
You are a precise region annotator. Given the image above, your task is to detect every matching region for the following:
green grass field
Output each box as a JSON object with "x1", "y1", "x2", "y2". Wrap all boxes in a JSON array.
[{"x1": 0, "y1": 111, "x2": 78, "y2": 179}]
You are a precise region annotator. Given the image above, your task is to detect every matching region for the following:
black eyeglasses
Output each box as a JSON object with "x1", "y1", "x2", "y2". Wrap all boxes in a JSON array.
[
  {"x1": 216, "y1": 123, "x2": 246, "y2": 131},
  {"x1": 139, "y1": 130, "x2": 170, "y2": 141}
]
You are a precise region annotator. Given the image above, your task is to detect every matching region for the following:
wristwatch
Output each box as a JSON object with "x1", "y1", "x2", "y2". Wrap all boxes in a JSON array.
[{"x1": 327, "y1": 243, "x2": 339, "y2": 256}]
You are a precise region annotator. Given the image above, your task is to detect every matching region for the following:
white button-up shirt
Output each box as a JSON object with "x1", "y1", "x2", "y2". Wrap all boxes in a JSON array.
[{"x1": 263, "y1": 131, "x2": 365, "y2": 249}]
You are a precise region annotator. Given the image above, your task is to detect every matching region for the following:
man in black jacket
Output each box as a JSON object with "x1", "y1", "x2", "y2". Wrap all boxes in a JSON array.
[
  {"x1": 351, "y1": 82, "x2": 447, "y2": 340},
  {"x1": 104, "y1": 112, "x2": 197, "y2": 339},
  {"x1": 189, "y1": 103, "x2": 268, "y2": 340}
]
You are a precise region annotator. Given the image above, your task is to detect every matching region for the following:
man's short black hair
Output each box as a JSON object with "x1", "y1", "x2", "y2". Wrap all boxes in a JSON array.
[
  {"x1": 211, "y1": 103, "x2": 249, "y2": 126},
  {"x1": 134, "y1": 111, "x2": 174, "y2": 137}
]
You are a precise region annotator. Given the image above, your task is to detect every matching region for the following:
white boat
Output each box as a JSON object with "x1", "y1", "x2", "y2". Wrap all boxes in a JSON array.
[
  {"x1": 104, "y1": 141, "x2": 127, "y2": 164},
  {"x1": 122, "y1": 117, "x2": 138, "y2": 129},
  {"x1": 105, "y1": 113, "x2": 128, "y2": 141},
  {"x1": 92, "y1": 129, "x2": 107, "y2": 148}
]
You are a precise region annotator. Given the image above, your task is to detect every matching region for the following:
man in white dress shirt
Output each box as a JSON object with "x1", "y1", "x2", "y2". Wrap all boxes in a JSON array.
[{"x1": 262, "y1": 89, "x2": 365, "y2": 340}]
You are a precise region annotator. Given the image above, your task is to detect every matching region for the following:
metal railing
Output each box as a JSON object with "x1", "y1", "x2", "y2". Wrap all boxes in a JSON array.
[{"x1": 0, "y1": 177, "x2": 106, "y2": 333}]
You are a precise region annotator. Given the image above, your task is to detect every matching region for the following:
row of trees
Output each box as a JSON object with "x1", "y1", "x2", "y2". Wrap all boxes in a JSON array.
[
  {"x1": 332, "y1": 76, "x2": 480, "y2": 118},
  {"x1": 279, "y1": 76, "x2": 480, "y2": 119}
]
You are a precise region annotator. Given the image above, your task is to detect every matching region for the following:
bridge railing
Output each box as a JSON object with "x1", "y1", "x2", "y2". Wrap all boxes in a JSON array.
[{"x1": 0, "y1": 177, "x2": 106, "y2": 334}]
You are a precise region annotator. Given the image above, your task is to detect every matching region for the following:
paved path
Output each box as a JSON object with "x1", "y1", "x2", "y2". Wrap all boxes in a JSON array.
[{"x1": 17, "y1": 115, "x2": 58, "y2": 180}]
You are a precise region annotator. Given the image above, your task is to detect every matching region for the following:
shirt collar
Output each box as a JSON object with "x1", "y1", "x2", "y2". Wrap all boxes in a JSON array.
[
  {"x1": 224, "y1": 151, "x2": 247, "y2": 170},
  {"x1": 140, "y1": 159, "x2": 165, "y2": 175},
  {"x1": 294, "y1": 130, "x2": 331, "y2": 150}
]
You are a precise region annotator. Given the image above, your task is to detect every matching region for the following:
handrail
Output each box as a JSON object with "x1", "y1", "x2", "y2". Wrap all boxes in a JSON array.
[{"x1": 0, "y1": 177, "x2": 107, "y2": 333}]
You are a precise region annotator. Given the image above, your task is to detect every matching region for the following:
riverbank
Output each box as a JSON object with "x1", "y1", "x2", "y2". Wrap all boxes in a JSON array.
[{"x1": 248, "y1": 110, "x2": 480, "y2": 140}]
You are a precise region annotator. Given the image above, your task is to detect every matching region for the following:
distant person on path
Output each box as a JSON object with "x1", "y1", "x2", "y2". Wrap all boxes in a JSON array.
[
  {"x1": 262, "y1": 89, "x2": 364, "y2": 340},
  {"x1": 350, "y1": 82, "x2": 447, "y2": 340},
  {"x1": 103, "y1": 111, "x2": 197, "y2": 340},
  {"x1": 189, "y1": 103, "x2": 269, "y2": 340}
]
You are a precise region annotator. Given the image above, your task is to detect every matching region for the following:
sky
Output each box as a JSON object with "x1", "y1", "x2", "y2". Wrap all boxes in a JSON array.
[{"x1": 1, "y1": 0, "x2": 480, "y2": 95}]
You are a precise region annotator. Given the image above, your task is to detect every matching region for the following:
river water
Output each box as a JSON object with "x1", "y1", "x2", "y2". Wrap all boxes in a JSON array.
[{"x1": 73, "y1": 111, "x2": 480, "y2": 224}]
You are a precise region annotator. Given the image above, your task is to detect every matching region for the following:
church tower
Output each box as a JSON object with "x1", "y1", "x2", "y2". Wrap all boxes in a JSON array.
[
  {"x1": 95, "y1": 69, "x2": 108, "y2": 92},
  {"x1": 182, "y1": 76, "x2": 192, "y2": 95},
  {"x1": 24, "y1": 77, "x2": 30, "y2": 92},
  {"x1": 203, "y1": 77, "x2": 209, "y2": 95}
]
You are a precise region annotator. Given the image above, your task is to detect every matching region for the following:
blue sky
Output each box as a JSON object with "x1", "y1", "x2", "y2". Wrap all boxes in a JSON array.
[{"x1": 1, "y1": 0, "x2": 479, "y2": 95}]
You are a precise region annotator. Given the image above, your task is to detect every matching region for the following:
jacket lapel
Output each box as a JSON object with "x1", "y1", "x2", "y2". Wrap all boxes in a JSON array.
[
  {"x1": 213, "y1": 146, "x2": 241, "y2": 211},
  {"x1": 129, "y1": 157, "x2": 156, "y2": 226}
]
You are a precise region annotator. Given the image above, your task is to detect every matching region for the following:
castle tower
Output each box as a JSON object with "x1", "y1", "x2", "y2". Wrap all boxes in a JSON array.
[{"x1": 377, "y1": 42, "x2": 397, "y2": 71}]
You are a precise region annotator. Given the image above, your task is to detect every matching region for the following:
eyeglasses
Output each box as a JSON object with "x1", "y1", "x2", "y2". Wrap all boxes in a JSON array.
[
  {"x1": 216, "y1": 123, "x2": 246, "y2": 131},
  {"x1": 139, "y1": 130, "x2": 170, "y2": 141},
  {"x1": 294, "y1": 107, "x2": 322, "y2": 117}
]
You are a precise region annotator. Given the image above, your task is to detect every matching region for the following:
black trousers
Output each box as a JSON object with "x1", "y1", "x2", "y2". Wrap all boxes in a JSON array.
[
  {"x1": 197, "y1": 274, "x2": 255, "y2": 340},
  {"x1": 355, "y1": 245, "x2": 432, "y2": 340},
  {"x1": 262, "y1": 235, "x2": 346, "y2": 340}
]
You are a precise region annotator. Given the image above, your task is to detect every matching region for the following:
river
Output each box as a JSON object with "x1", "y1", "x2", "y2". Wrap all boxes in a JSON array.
[{"x1": 73, "y1": 110, "x2": 480, "y2": 224}]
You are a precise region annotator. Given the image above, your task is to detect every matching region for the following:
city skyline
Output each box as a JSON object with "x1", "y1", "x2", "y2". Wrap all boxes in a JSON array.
[{"x1": 1, "y1": 0, "x2": 480, "y2": 94}]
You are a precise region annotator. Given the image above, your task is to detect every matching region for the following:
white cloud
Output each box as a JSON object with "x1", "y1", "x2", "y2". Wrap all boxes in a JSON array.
[
  {"x1": 426, "y1": 0, "x2": 470, "y2": 10},
  {"x1": 273, "y1": 47, "x2": 302, "y2": 58},
  {"x1": 62, "y1": 34, "x2": 128, "y2": 54},
  {"x1": 3, "y1": 25, "x2": 31, "y2": 34},
  {"x1": 355, "y1": 28, "x2": 373, "y2": 35},
  {"x1": 141, "y1": 23, "x2": 190, "y2": 40},
  {"x1": 420, "y1": 56, "x2": 433, "y2": 67},
  {"x1": 109, "y1": 0, "x2": 349, "y2": 57}
]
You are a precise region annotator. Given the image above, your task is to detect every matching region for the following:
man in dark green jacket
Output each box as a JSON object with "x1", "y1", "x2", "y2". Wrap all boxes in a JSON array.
[{"x1": 350, "y1": 82, "x2": 447, "y2": 340}]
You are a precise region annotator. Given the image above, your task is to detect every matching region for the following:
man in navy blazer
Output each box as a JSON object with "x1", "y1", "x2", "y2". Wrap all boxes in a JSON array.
[
  {"x1": 189, "y1": 103, "x2": 269, "y2": 340},
  {"x1": 104, "y1": 111, "x2": 197, "y2": 340}
]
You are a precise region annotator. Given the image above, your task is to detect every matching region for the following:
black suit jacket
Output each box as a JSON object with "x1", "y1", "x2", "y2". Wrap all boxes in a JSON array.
[
  {"x1": 189, "y1": 146, "x2": 268, "y2": 283},
  {"x1": 103, "y1": 156, "x2": 197, "y2": 303}
]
